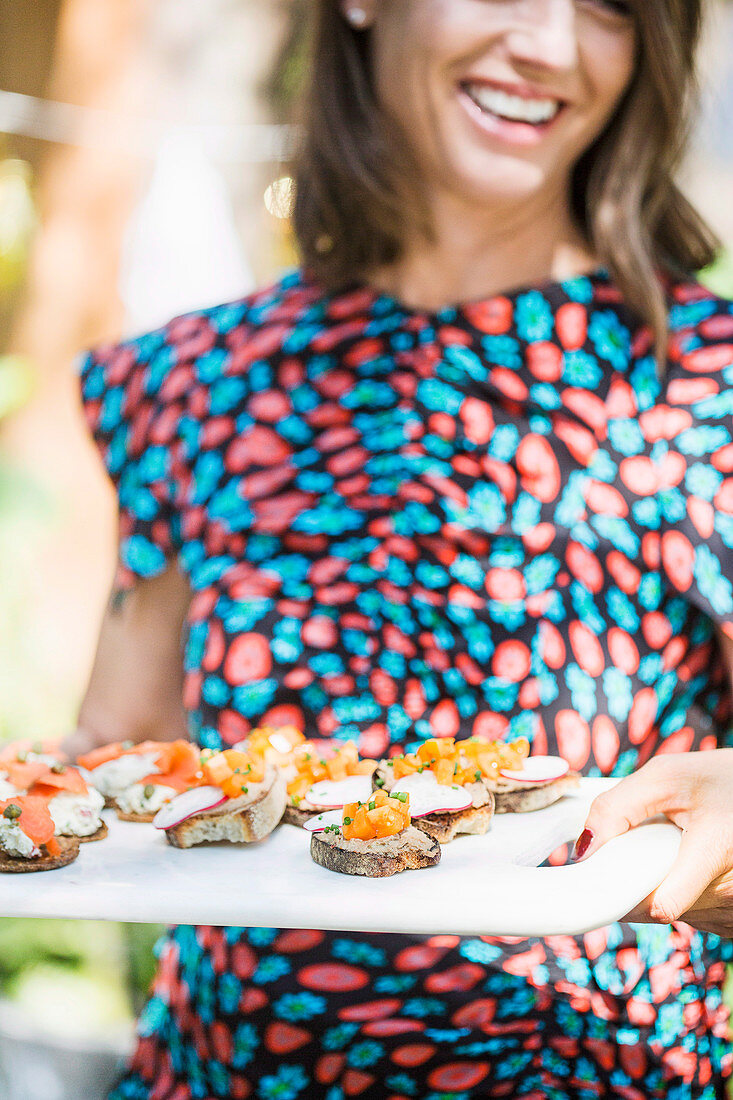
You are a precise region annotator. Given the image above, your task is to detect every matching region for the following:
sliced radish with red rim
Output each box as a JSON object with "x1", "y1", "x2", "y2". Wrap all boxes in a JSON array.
[
  {"x1": 390, "y1": 772, "x2": 472, "y2": 818},
  {"x1": 305, "y1": 775, "x2": 373, "y2": 808},
  {"x1": 499, "y1": 756, "x2": 569, "y2": 785},
  {"x1": 153, "y1": 786, "x2": 228, "y2": 829},
  {"x1": 303, "y1": 810, "x2": 343, "y2": 833}
]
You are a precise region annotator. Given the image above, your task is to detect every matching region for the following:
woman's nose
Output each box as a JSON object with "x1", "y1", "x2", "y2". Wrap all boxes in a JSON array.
[{"x1": 503, "y1": 0, "x2": 579, "y2": 72}]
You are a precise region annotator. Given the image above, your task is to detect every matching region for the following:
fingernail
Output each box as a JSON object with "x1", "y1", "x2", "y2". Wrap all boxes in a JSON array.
[{"x1": 572, "y1": 828, "x2": 594, "y2": 862}]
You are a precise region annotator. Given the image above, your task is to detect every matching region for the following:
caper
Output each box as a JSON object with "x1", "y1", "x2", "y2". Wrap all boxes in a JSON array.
[
  {"x1": 51, "y1": 763, "x2": 66, "y2": 774},
  {"x1": 16, "y1": 751, "x2": 27, "y2": 762},
  {"x1": 143, "y1": 784, "x2": 155, "y2": 800},
  {"x1": 3, "y1": 804, "x2": 21, "y2": 821}
]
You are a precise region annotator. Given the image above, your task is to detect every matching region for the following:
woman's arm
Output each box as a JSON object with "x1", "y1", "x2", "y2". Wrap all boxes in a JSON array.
[{"x1": 61, "y1": 563, "x2": 192, "y2": 761}]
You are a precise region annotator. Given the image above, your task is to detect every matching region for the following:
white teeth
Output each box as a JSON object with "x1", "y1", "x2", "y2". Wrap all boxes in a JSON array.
[{"x1": 464, "y1": 84, "x2": 561, "y2": 125}]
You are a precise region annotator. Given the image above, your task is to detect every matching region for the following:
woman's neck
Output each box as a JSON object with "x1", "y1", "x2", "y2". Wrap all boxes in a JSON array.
[{"x1": 367, "y1": 189, "x2": 599, "y2": 311}]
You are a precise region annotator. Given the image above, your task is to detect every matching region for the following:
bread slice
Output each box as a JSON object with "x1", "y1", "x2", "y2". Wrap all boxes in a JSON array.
[
  {"x1": 115, "y1": 808, "x2": 156, "y2": 823},
  {"x1": 282, "y1": 804, "x2": 315, "y2": 828},
  {"x1": 490, "y1": 771, "x2": 581, "y2": 813},
  {"x1": 311, "y1": 824, "x2": 441, "y2": 877},
  {"x1": 411, "y1": 799, "x2": 495, "y2": 843},
  {"x1": 164, "y1": 767, "x2": 287, "y2": 849},
  {"x1": 78, "y1": 821, "x2": 108, "y2": 843},
  {"x1": 0, "y1": 836, "x2": 80, "y2": 872}
]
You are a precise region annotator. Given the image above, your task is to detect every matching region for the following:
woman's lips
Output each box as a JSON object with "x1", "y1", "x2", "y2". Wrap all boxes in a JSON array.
[{"x1": 457, "y1": 84, "x2": 567, "y2": 147}]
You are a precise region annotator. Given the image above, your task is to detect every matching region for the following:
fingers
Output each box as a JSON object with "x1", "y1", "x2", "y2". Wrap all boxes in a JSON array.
[
  {"x1": 572, "y1": 758, "x2": 676, "y2": 861},
  {"x1": 647, "y1": 825, "x2": 728, "y2": 925},
  {"x1": 622, "y1": 832, "x2": 730, "y2": 926},
  {"x1": 622, "y1": 889, "x2": 654, "y2": 924}
]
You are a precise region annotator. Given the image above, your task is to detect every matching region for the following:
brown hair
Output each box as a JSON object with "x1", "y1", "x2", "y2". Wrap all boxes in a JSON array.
[{"x1": 292, "y1": 0, "x2": 721, "y2": 370}]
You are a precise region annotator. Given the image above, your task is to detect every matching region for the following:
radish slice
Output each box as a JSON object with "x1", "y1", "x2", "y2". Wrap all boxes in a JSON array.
[
  {"x1": 390, "y1": 772, "x2": 473, "y2": 818},
  {"x1": 499, "y1": 756, "x2": 570, "y2": 785},
  {"x1": 306, "y1": 775, "x2": 373, "y2": 808},
  {"x1": 303, "y1": 810, "x2": 343, "y2": 833},
  {"x1": 152, "y1": 786, "x2": 228, "y2": 829}
]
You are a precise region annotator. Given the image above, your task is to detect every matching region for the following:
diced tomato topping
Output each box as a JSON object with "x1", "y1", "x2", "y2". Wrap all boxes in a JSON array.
[
  {"x1": 388, "y1": 734, "x2": 534, "y2": 787},
  {"x1": 341, "y1": 790, "x2": 410, "y2": 841},
  {"x1": 202, "y1": 748, "x2": 265, "y2": 796},
  {"x1": 286, "y1": 741, "x2": 374, "y2": 801}
]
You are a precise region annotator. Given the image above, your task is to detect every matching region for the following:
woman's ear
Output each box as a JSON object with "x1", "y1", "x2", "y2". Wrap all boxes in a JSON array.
[{"x1": 339, "y1": 0, "x2": 377, "y2": 30}]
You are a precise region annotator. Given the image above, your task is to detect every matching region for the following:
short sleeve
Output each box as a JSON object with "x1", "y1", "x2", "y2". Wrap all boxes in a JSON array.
[
  {"x1": 78, "y1": 322, "x2": 186, "y2": 590},
  {"x1": 658, "y1": 287, "x2": 733, "y2": 637}
]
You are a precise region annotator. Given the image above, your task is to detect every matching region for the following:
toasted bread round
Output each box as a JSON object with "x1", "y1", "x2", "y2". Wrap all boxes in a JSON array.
[
  {"x1": 0, "y1": 836, "x2": 80, "y2": 873},
  {"x1": 492, "y1": 772, "x2": 580, "y2": 813},
  {"x1": 115, "y1": 808, "x2": 156, "y2": 823},
  {"x1": 282, "y1": 804, "x2": 316, "y2": 828},
  {"x1": 164, "y1": 767, "x2": 287, "y2": 849},
  {"x1": 310, "y1": 824, "x2": 441, "y2": 877},
  {"x1": 412, "y1": 798, "x2": 495, "y2": 843},
  {"x1": 78, "y1": 821, "x2": 108, "y2": 843}
]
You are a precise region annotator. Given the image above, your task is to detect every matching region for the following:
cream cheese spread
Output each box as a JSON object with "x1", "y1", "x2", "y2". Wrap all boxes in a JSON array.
[
  {"x1": 0, "y1": 774, "x2": 21, "y2": 800},
  {"x1": 89, "y1": 753, "x2": 161, "y2": 798},
  {"x1": 115, "y1": 783, "x2": 178, "y2": 815},
  {"x1": 0, "y1": 820, "x2": 39, "y2": 858},
  {"x1": 48, "y1": 789, "x2": 105, "y2": 836}
]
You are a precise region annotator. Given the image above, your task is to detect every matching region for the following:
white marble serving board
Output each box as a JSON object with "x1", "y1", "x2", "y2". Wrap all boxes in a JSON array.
[{"x1": 0, "y1": 779, "x2": 681, "y2": 936}]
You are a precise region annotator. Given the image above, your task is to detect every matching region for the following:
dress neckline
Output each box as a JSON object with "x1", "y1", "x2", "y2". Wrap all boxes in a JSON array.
[{"x1": 319, "y1": 264, "x2": 612, "y2": 324}]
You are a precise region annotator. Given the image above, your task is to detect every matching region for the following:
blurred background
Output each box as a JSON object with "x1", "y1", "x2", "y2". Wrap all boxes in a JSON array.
[{"x1": 0, "y1": 0, "x2": 732, "y2": 1096}]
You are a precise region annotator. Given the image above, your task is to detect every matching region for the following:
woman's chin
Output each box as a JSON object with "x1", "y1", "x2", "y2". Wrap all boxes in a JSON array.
[{"x1": 437, "y1": 159, "x2": 550, "y2": 211}]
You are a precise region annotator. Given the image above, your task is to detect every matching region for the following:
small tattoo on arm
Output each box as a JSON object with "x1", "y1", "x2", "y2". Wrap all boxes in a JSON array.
[{"x1": 109, "y1": 588, "x2": 130, "y2": 614}]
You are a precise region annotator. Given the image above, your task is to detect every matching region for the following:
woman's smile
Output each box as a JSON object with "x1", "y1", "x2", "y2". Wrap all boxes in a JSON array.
[
  {"x1": 370, "y1": 0, "x2": 637, "y2": 209},
  {"x1": 458, "y1": 78, "x2": 567, "y2": 147}
]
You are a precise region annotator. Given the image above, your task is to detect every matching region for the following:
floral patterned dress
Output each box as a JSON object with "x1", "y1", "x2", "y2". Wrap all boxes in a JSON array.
[{"x1": 79, "y1": 266, "x2": 733, "y2": 1100}]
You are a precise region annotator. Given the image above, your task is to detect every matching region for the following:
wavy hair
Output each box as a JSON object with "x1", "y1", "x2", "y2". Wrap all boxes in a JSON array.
[{"x1": 291, "y1": 0, "x2": 721, "y2": 370}]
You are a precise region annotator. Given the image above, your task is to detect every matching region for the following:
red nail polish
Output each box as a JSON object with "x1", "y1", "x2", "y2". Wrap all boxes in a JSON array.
[{"x1": 572, "y1": 828, "x2": 594, "y2": 861}]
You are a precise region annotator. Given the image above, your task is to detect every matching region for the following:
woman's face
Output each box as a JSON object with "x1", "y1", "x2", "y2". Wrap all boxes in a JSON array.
[{"x1": 360, "y1": 0, "x2": 637, "y2": 212}]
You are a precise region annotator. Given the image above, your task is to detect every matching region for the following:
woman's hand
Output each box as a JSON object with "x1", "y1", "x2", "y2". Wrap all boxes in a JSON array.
[
  {"x1": 573, "y1": 750, "x2": 733, "y2": 935},
  {"x1": 61, "y1": 563, "x2": 192, "y2": 762}
]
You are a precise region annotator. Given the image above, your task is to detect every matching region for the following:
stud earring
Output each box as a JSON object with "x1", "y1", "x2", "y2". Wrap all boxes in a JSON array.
[{"x1": 346, "y1": 6, "x2": 369, "y2": 29}]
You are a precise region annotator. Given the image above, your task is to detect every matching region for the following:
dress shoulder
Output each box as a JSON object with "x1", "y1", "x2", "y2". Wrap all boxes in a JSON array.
[
  {"x1": 658, "y1": 276, "x2": 733, "y2": 633},
  {"x1": 76, "y1": 269, "x2": 317, "y2": 587}
]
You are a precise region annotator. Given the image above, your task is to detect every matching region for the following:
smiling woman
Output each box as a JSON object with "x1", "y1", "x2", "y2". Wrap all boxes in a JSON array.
[{"x1": 295, "y1": 0, "x2": 716, "y2": 369}]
